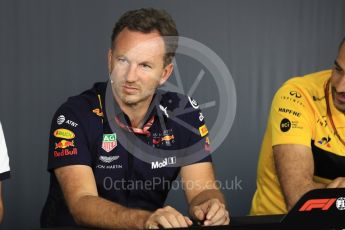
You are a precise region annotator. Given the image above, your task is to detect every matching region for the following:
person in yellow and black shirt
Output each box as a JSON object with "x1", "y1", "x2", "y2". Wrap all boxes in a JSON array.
[{"x1": 251, "y1": 37, "x2": 345, "y2": 215}]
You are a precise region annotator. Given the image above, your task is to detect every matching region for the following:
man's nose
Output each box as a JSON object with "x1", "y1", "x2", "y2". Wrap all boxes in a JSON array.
[{"x1": 125, "y1": 64, "x2": 138, "y2": 83}]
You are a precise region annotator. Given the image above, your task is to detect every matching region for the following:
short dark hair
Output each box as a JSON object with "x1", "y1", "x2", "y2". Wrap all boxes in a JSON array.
[{"x1": 111, "y1": 8, "x2": 179, "y2": 66}]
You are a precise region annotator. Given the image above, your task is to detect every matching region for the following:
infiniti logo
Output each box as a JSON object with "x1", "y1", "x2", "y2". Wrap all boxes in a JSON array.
[{"x1": 290, "y1": 91, "x2": 302, "y2": 98}]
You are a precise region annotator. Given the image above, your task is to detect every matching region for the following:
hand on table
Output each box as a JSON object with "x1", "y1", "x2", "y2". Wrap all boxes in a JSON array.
[
  {"x1": 145, "y1": 205, "x2": 193, "y2": 229},
  {"x1": 191, "y1": 198, "x2": 230, "y2": 226}
]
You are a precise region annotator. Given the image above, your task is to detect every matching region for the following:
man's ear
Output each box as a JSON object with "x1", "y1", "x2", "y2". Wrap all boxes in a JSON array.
[
  {"x1": 159, "y1": 63, "x2": 174, "y2": 85},
  {"x1": 108, "y1": 49, "x2": 114, "y2": 74}
]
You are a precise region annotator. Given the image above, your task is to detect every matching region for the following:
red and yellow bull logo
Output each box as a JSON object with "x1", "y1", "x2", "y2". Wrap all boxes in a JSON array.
[
  {"x1": 161, "y1": 135, "x2": 174, "y2": 141},
  {"x1": 92, "y1": 108, "x2": 104, "y2": 117},
  {"x1": 153, "y1": 135, "x2": 175, "y2": 145},
  {"x1": 55, "y1": 140, "x2": 75, "y2": 149}
]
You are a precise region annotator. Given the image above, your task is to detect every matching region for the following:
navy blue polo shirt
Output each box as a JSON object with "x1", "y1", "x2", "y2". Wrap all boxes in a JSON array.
[{"x1": 41, "y1": 82, "x2": 212, "y2": 227}]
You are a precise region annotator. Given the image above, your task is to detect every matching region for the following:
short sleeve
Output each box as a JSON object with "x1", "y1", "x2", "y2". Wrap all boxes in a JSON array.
[
  {"x1": 0, "y1": 122, "x2": 10, "y2": 180},
  {"x1": 47, "y1": 103, "x2": 92, "y2": 171},
  {"x1": 270, "y1": 84, "x2": 314, "y2": 148}
]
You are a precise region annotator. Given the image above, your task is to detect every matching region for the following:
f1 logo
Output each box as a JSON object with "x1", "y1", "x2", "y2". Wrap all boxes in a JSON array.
[{"x1": 299, "y1": 198, "x2": 336, "y2": 211}]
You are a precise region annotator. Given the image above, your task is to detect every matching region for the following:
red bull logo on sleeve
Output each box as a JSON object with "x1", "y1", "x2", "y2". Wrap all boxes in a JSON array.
[
  {"x1": 54, "y1": 148, "x2": 78, "y2": 158},
  {"x1": 55, "y1": 140, "x2": 75, "y2": 149}
]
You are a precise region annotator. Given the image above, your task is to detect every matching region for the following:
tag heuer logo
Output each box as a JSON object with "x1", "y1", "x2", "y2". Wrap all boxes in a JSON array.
[{"x1": 102, "y1": 134, "x2": 117, "y2": 153}]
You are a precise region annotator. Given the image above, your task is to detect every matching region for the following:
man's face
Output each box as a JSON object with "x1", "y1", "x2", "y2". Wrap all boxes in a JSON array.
[
  {"x1": 331, "y1": 43, "x2": 345, "y2": 112},
  {"x1": 108, "y1": 28, "x2": 173, "y2": 106}
]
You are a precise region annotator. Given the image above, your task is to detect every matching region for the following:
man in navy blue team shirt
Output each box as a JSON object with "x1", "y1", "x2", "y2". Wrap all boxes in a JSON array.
[{"x1": 41, "y1": 8, "x2": 230, "y2": 229}]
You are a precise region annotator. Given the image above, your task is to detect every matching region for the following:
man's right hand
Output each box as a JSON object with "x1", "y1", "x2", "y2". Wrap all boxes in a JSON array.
[{"x1": 145, "y1": 206, "x2": 193, "y2": 229}]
